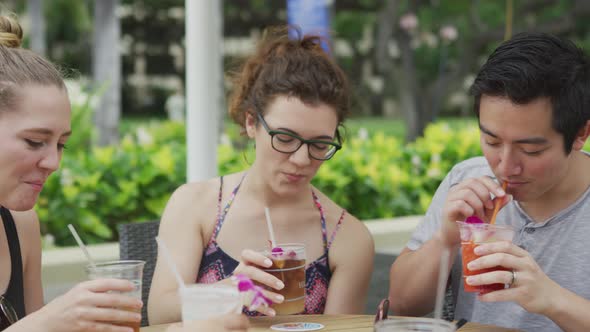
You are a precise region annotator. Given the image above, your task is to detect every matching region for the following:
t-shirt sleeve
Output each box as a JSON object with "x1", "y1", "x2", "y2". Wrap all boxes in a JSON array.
[{"x1": 406, "y1": 168, "x2": 455, "y2": 251}]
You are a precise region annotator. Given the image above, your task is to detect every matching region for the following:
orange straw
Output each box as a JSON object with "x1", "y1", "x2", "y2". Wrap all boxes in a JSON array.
[{"x1": 489, "y1": 181, "x2": 508, "y2": 225}]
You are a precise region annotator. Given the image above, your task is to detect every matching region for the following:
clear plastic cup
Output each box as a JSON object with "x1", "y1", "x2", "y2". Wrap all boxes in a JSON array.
[
  {"x1": 178, "y1": 284, "x2": 242, "y2": 322},
  {"x1": 457, "y1": 221, "x2": 515, "y2": 294},
  {"x1": 85, "y1": 260, "x2": 145, "y2": 332},
  {"x1": 259, "y1": 243, "x2": 306, "y2": 315},
  {"x1": 374, "y1": 317, "x2": 456, "y2": 332}
]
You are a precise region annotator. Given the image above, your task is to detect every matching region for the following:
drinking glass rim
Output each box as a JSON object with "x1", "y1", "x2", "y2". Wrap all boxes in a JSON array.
[
  {"x1": 374, "y1": 317, "x2": 456, "y2": 331},
  {"x1": 85, "y1": 259, "x2": 146, "y2": 272},
  {"x1": 258, "y1": 242, "x2": 306, "y2": 252},
  {"x1": 455, "y1": 221, "x2": 514, "y2": 231},
  {"x1": 179, "y1": 283, "x2": 240, "y2": 296}
]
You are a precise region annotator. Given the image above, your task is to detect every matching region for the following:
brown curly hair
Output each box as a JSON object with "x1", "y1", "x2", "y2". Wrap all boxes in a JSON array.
[
  {"x1": 0, "y1": 14, "x2": 65, "y2": 114},
  {"x1": 228, "y1": 26, "x2": 350, "y2": 134}
]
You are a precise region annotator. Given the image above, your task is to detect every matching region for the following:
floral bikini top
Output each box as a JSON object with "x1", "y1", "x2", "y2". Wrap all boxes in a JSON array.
[{"x1": 196, "y1": 176, "x2": 346, "y2": 315}]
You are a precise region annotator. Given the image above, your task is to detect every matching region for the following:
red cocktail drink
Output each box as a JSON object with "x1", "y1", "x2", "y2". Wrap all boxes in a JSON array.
[{"x1": 457, "y1": 222, "x2": 514, "y2": 294}]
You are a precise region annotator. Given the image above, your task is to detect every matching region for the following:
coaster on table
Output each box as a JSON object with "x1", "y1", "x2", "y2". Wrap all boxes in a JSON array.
[{"x1": 270, "y1": 322, "x2": 324, "y2": 331}]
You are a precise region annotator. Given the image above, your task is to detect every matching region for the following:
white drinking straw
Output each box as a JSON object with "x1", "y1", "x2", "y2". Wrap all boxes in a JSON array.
[
  {"x1": 433, "y1": 248, "x2": 450, "y2": 330},
  {"x1": 264, "y1": 207, "x2": 277, "y2": 248},
  {"x1": 67, "y1": 224, "x2": 96, "y2": 268},
  {"x1": 155, "y1": 236, "x2": 186, "y2": 289}
]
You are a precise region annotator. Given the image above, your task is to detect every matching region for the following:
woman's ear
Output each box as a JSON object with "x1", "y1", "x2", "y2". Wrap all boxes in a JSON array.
[
  {"x1": 245, "y1": 112, "x2": 256, "y2": 139},
  {"x1": 572, "y1": 120, "x2": 590, "y2": 151}
]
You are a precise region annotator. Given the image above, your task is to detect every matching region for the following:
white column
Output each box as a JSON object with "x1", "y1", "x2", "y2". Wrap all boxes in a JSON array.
[{"x1": 185, "y1": 0, "x2": 222, "y2": 182}]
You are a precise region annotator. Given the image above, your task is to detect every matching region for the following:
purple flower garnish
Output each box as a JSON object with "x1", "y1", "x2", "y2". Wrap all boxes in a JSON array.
[
  {"x1": 465, "y1": 216, "x2": 484, "y2": 224},
  {"x1": 234, "y1": 274, "x2": 255, "y2": 292},
  {"x1": 271, "y1": 247, "x2": 284, "y2": 257},
  {"x1": 233, "y1": 274, "x2": 273, "y2": 310}
]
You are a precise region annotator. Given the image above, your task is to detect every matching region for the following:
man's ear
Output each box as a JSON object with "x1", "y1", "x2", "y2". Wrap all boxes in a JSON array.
[
  {"x1": 245, "y1": 112, "x2": 256, "y2": 139},
  {"x1": 572, "y1": 120, "x2": 590, "y2": 151}
]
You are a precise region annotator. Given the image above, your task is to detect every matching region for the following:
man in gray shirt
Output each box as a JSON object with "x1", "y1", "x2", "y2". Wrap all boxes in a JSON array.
[{"x1": 389, "y1": 33, "x2": 590, "y2": 332}]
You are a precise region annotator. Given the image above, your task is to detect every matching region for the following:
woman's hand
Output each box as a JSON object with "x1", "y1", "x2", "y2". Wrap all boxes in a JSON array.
[
  {"x1": 465, "y1": 241, "x2": 560, "y2": 315},
  {"x1": 27, "y1": 279, "x2": 142, "y2": 332},
  {"x1": 222, "y1": 249, "x2": 285, "y2": 316},
  {"x1": 165, "y1": 314, "x2": 249, "y2": 332}
]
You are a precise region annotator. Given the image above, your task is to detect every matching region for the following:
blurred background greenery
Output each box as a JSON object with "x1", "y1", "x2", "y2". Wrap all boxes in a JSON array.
[{"x1": 3, "y1": 0, "x2": 590, "y2": 245}]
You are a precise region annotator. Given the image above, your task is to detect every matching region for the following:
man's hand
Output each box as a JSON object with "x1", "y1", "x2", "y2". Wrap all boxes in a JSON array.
[
  {"x1": 440, "y1": 176, "x2": 509, "y2": 246},
  {"x1": 465, "y1": 241, "x2": 560, "y2": 315}
]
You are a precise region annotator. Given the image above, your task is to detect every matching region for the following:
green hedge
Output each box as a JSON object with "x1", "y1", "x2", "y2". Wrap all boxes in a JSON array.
[
  {"x1": 38, "y1": 85, "x2": 590, "y2": 246},
  {"x1": 37, "y1": 119, "x2": 482, "y2": 246}
]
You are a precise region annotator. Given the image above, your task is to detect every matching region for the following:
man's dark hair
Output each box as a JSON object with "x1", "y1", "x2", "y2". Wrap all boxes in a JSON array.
[{"x1": 470, "y1": 32, "x2": 590, "y2": 153}]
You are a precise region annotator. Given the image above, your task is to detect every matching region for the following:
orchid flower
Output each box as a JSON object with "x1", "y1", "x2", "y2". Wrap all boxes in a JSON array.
[
  {"x1": 465, "y1": 216, "x2": 484, "y2": 224},
  {"x1": 233, "y1": 274, "x2": 273, "y2": 311}
]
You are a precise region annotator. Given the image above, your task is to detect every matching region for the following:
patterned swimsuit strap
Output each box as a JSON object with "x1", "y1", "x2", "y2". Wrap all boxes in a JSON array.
[
  {"x1": 211, "y1": 174, "x2": 247, "y2": 240},
  {"x1": 312, "y1": 190, "x2": 346, "y2": 252}
]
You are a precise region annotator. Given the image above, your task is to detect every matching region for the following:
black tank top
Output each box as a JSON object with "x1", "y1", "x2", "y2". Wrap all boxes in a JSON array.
[{"x1": 1, "y1": 207, "x2": 25, "y2": 320}]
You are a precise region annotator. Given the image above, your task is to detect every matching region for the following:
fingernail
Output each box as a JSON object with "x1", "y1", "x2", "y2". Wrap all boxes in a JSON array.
[
  {"x1": 275, "y1": 294, "x2": 284, "y2": 302},
  {"x1": 136, "y1": 300, "x2": 143, "y2": 308},
  {"x1": 466, "y1": 277, "x2": 474, "y2": 285},
  {"x1": 474, "y1": 246, "x2": 484, "y2": 254},
  {"x1": 264, "y1": 259, "x2": 272, "y2": 267},
  {"x1": 276, "y1": 281, "x2": 285, "y2": 290},
  {"x1": 134, "y1": 314, "x2": 142, "y2": 321},
  {"x1": 268, "y1": 309, "x2": 276, "y2": 317},
  {"x1": 497, "y1": 188, "x2": 505, "y2": 196},
  {"x1": 467, "y1": 262, "x2": 475, "y2": 270}
]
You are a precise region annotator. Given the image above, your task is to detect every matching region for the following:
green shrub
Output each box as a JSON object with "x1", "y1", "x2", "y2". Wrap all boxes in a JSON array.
[{"x1": 37, "y1": 86, "x2": 590, "y2": 245}]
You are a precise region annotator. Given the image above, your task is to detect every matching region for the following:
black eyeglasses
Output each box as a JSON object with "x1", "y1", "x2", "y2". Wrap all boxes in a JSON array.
[
  {"x1": 256, "y1": 112, "x2": 342, "y2": 161},
  {"x1": 0, "y1": 296, "x2": 18, "y2": 330}
]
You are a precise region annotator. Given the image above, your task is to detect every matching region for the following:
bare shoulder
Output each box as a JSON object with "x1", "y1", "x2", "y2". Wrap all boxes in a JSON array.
[
  {"x1": 9, "y1": 209, "x2": 41, "y2": 267},
  {"x1": 10, "y1": 209, "x2": 41, "y2": 241},
  {"x1": 161, "y1": 178, "x2": 220, "y2": 226},
  {"x1": 312, "y1": 188, "x2": 374, "y2": 252},
  {"x1": 160, "y1": 173, "x2": 245, "y2": 235}
]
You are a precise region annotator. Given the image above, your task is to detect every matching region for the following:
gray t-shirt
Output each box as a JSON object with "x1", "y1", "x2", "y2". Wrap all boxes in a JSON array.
[{"x1": 407, "y1": 155, "x2": 590, "y2": 332}]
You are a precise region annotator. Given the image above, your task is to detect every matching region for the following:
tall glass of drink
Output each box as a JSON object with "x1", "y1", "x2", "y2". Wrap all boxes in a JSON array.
[
  {"x1": 178, "y1": 284, "x2": 242, "y2": 322},
  {"x1": 457, "y1": 221, "x2": 515, "y2": 294},
  {"x1": 86, "y1": 260, "x2": 145, "y2": 332},
  {"x1": 259, "y1": 243, "x2": 306, "y2": 315}
]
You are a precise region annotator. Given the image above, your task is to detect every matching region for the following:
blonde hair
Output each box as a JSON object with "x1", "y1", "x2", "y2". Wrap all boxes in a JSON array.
[{"x1": 0, "y1": 14, "x2": 65, "y2": 113}]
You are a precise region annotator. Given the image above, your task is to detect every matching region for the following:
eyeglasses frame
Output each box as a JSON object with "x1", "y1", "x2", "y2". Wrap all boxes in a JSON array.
[{"x1": 255, "y1": 112, "x2": 342, "y2": 161}]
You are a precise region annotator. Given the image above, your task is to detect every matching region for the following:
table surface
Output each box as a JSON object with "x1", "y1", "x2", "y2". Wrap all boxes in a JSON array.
[{"x1": 141, "y1": 314, "x2": 523, "y2": 331}]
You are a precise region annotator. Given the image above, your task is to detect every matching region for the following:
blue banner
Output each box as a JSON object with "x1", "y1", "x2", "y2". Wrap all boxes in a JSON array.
[{"x1": 287, "y1": 0, "x2": 332, "y2": 53}]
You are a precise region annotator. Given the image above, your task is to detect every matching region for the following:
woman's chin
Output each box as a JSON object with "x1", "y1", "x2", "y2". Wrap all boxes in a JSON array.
[{"x1": 4, "y1": 194, "x2": 39, "y2": 211}]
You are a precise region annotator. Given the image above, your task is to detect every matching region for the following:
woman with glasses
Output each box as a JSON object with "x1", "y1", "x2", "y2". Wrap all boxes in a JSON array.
[
  {"x1": 0, "y1": 14, "x2": 248, "y2": 332},
  {"x1": 149, "y1": 27, "x2": 374, "y2": 324}
]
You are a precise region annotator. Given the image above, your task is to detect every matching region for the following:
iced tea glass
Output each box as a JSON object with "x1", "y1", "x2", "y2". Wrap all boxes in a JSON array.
[
  {"x1": 374, "y1": 318, "x2": 456, "y2": 332},
  {"x1": 259, "y1": 243, "x2": 306, "y2": 315},
  {"x1": 85, "y1": 260, "x2": 145, "y2": 332},
  {"x1": 178, "y1": 284, "x2": 242, "y2": 322},
  {"x1": 457, "y1": 221, "x2": 515, "y2": 294}
]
